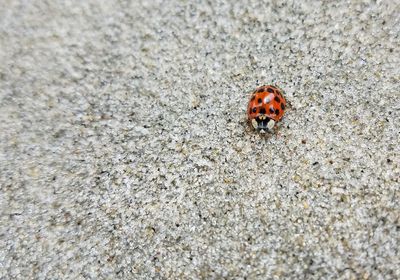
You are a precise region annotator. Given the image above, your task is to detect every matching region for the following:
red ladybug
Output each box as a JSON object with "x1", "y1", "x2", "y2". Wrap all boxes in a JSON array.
[{"x1": 247, "y1": 85, "x2": 286, "y2": 133}]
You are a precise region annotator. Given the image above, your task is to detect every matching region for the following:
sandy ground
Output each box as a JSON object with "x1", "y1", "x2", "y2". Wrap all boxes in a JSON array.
[{"x1": 0, "y1": 0, "x2": 399, "y2": 279}]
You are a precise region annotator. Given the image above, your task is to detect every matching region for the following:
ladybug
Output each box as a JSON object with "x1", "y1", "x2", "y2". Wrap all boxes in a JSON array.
[{"x1": 247, "y1": 85, "x2": 286, "y2": 133}]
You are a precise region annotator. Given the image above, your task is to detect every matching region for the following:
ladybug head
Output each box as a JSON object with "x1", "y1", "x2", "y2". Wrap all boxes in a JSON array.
[{"x1": 251, "y1": 115, "x2": 275, "y2": 133}]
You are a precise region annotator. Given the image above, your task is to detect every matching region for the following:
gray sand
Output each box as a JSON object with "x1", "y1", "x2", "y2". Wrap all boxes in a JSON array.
[{"x1": 1, "y1": 0, "x2": 399, "y2": 279}]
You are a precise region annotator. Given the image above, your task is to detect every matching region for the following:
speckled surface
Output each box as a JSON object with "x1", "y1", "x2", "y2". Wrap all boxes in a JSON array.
[{"x1": 0, "y1": 0, "x2": 399, "y2": 279}]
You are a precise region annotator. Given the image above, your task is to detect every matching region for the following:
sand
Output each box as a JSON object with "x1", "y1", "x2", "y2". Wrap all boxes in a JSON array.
[{"x1": 0, "y1": 0, "x2": 399, "y2": 279}]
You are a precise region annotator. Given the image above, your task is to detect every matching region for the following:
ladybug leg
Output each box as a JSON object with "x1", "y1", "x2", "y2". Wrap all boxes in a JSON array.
[{"x1": 273, "y1": 124, "x2": 281, "y2": 137}]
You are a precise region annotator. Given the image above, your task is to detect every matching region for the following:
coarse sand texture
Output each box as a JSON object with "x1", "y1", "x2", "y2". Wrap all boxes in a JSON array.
[{"x1": 0, "y1": 0, "x2": 399, "y2": 279}]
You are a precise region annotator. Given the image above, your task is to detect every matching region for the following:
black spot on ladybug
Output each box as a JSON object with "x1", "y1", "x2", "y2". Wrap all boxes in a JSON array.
[
  {"x1": 259, "y1": 107, "x2": 266, "y2": 114},
  {"x1": 281, "y1": 103, "x2": 285, "y2": 110},
  {"x1": 267, "y1": 88, "x2": 274, "y2": 93},
  {"x1": 275, "y1": 109, "x2": 280, "y2": 115},
  {"x1": 274, "y1": 96, "x2": 281, "y2": 103},
  {"x1": 252, "y1": 107, "x2": 257, "y2": 113},
  {"x1": 258, "y1": 88, "x2": 264, "y2": 93},
  {"x1": 258, "y1": 98, "x2": 262, "y2": 104},
  {"x1": 269, "y1": 107, "x2": 275, "y2": 113}
]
